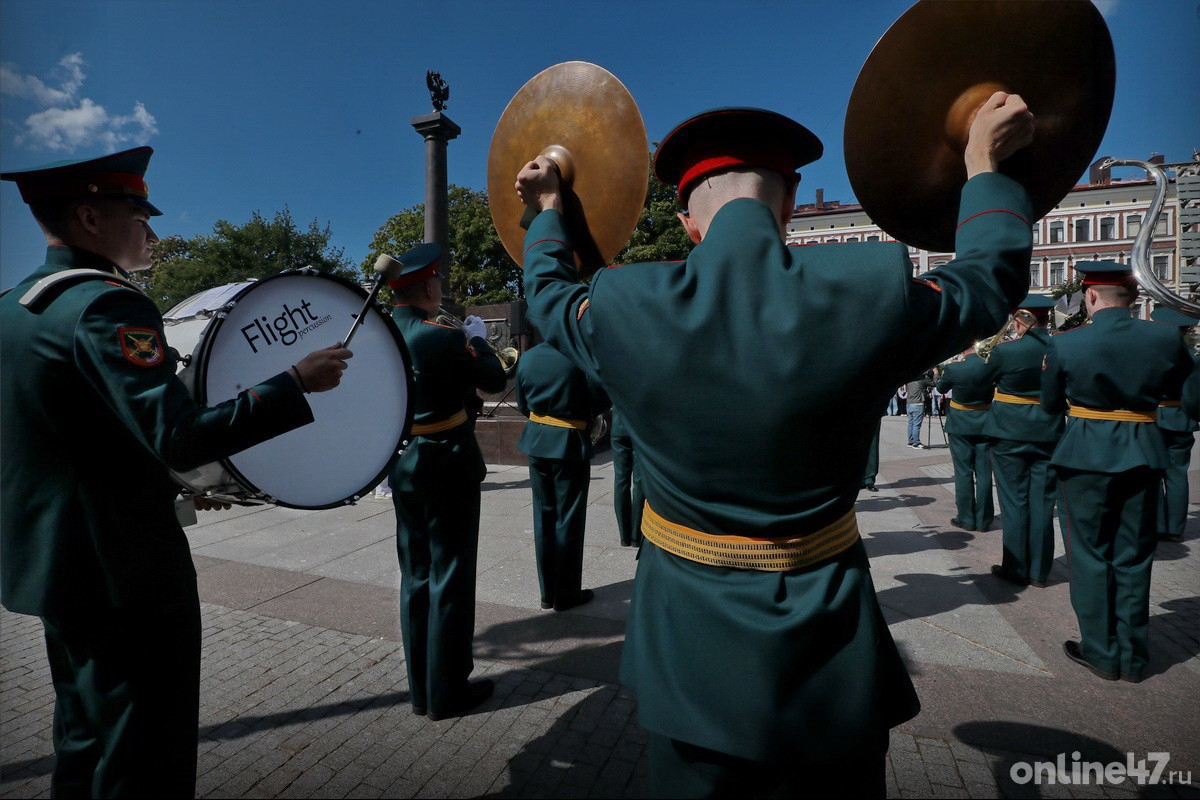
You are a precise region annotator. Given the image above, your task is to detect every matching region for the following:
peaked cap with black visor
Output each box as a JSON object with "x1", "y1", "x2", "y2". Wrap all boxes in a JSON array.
[
  {"x1": 652, "y1": 107, "x2": 824, "y2": 209},
  {"x1": 0, "y1": 146, "x2": 162, "y2": 216}
]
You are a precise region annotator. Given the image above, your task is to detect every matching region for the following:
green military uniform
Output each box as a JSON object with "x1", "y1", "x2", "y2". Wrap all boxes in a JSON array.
[
  {"x1": 935, "y1": 353, "x2": 996, "y2": 531},
  {"x1": 861, "y1": 415, "x2": 882, "y2": 491},
  {"x1": 387, "y1": 244, "x2": 507, "y2": 717},
  {"x1": 516, "y1": 342, "x2": 611, "y2": 608},
  {"x1": 1149, "y1": 306, "x2": 1199, "y2": 541},
  {"x1": 0, "y1": 149, "x2": 314, "y2": 797},
  {"x1": 610, "y1": 409, "x2": 645, "y2": 545},
  {"x1": 980, "y1": 295, "x2": 1063, "y2": 584},
  {"x1": 1041, "y1": 262, "x2": 1194, "y2": 681},
  {"x1": 521, "y1": 107, "x2": 1032, "y2": 794}
]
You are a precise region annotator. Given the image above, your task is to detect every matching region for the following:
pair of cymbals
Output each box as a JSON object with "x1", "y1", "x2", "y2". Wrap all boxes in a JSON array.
[
  {"x1": 846, "y1": 0, "x2": 1115, "y2": 253},
  {"x1": 487, "y1": 61, "x2": 648, "y2": 277}
]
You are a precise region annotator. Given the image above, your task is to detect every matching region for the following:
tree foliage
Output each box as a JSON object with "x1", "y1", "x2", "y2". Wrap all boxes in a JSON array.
[
  {"x1": 363, "y1": 185, "x2": 519, "y2": 308},
  {"x1": 141, "y1": 207, "x2": 355, "y2": 311},
  {"x1": 615, "y1": 158, "x2": 694, "y2": 265}
]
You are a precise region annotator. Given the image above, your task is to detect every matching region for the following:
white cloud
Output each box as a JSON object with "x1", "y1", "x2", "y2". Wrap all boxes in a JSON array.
[{"x1": 1, "y1": 53, "x2": 157, "y2": 152}]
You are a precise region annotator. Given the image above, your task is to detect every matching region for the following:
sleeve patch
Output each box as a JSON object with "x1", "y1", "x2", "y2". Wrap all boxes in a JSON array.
[
  {"x1": 911, "y1": 277, "x2": 942, "y2": 293},
  {"x1": 576, "y1": 298, "x2": 591, "y2": 320},
  {"x1": 118, "y1": 326, "x2": 166, "y2": 367}
]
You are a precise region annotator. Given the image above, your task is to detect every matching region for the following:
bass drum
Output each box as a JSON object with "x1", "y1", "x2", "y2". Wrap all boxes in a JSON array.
[{"x1": 162, "y1": 269, "x2": 413, "y2": 509}]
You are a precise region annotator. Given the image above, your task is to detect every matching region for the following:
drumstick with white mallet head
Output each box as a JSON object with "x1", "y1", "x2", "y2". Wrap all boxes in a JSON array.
[{"x1": 343, "y1": 254, "x2": 406, "y2": 348}]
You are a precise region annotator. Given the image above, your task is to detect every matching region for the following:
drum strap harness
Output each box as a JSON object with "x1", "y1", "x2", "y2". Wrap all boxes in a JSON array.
[
  {"x1": 950, "y1": 400, "x2": 991, "y2": 411},
  {"x1": 1159, "y1": 400, "x2": 1181, "y2": 408},
  {"x1": 529, "y1": 412, "x2": 588, "y2": 430},
  {"x1": 411, "y1": 409, "x2": 468, "y2": 436},
  {"x1": 1067, "y1": 404, "x2": 1157, "y2": 423},
  {"x1": 640, "y1": 502, "x2": 860, "y2": 572},
  {"x1": 18, "y1": 269, "x2": 143, "y2": 311}
]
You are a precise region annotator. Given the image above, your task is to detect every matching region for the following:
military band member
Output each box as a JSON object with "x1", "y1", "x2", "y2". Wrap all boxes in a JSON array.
[
  {"x1": 1041, "y1": 262, "x2": 1194, "y2": 681},
  {"x1": 1149, "y1": 306, "x2": 1199, "y2": 542},
  {"x1": 516, "y1": 341, "x2": 612, "y2": 609},
  {"x1": 387, "y1": 243, "x2": 507, "y2": 719},
  {"x1": 610, "y1": 409, "x2": 646, "y2": 545},
  {"x1": 981, "y1": 294, "x2": 1063, "y2": 585},
  {"x1": 0, "y1": 148, "x2": 350, "y2": 797},
  {"x1": 516, "y1": 93, "x2": 1034, "y2": 795},
  {"x1": 935, "y1": 348, "x2": 996, "y2": 531}
]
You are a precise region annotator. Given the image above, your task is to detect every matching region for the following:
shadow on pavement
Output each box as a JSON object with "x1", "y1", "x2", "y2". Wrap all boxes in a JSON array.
[
  {"x1": 475, "y1": 580, "x2": 633, "y2": 685},
  {"x1": 482, "y1": 477, "x2": 533, "y2": 492},
  {"x1": 884, "y1": 476, "x2": 954, "y2": 490},
  {"x1": 862, "y1": 528, "x2": 974, "y2": 557},
  {"x1": 877, "y1": 569, "x2": 1027, "y2": 620},
  {"x1": 855, "y1": 493, "x2": 937, "y2": 512},
  {"x1": 1145, "y1": 596, "x2": 1200, "y2": 678},
  {"x1": 485, "y1": 685, "x2": 646, "y2": 798},
  {"x1": 952, "y1": 721, "x2": 1197, "y2": 799}
]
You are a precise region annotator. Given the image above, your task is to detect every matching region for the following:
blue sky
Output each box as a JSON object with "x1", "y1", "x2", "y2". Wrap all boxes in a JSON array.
[{"x1": 2, "y1": 0, "x2": 1196, "y2": 289}]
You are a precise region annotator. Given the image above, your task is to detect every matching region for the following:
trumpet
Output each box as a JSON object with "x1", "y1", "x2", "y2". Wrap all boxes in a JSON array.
[
  {"x1": 976, "y1": 309, "x2": 1038, "y2": 362},
  {"x1": 436, "y1": 307, "x2": 520, "y2": 375}
]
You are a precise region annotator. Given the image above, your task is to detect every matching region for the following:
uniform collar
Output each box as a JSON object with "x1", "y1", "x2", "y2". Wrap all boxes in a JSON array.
[
  {"x1": 392, "y1": 303, "x2": 431, "y2": 321},
  {"x1": 45, "y1": 244, "x2": 127, "y2": 277},
  {"x1": 1090, "y1": 306, "x2": 1133, "y2": 323}
]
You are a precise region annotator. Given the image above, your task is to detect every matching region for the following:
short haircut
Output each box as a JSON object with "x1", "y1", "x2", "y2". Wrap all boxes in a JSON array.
[
  {"x1": 1092, "y1": 283, "x2": 1137, "y2": 305},
  {"x1": 29, "y1": 199, "x2": 80, "y2": 241}
]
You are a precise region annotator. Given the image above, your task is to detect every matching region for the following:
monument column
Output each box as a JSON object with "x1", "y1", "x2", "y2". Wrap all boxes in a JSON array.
[{"x1": 411, "y1": 71, "x2": 460, "y2": 308}]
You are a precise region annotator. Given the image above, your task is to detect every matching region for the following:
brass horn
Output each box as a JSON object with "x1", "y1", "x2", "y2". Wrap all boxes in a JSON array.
[
  {"x1": 436, "y1": 307, "x2": 521, "y2": 376},
  {"x1": 976, "y1": 309, "x2": 1038, "y2": 362}
]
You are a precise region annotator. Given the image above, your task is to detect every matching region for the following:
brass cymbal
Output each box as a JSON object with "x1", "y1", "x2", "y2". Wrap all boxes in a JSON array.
[
  {"x1": 845, "y1": 0, "x2": 1115, "y2": 254},
  {"x1": 488, "y1": 61, "x2": 648, "y2": 277}
]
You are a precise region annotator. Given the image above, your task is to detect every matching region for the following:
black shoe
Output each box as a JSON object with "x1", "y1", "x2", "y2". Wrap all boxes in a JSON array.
[
  {"x1": 428, "y1": 679, "x2": 495, "y2": 721},
  {"x1": 950, "y1": 517, "x2": 976, "y2": 531},
  {"x1": 554, "y1": 589, "x2": 594, "y2": 612},
  {"x1": 1028, "y1": 579, "x2": 1048, "y2": 588},
  {"x1": 1121, "y1": 672, "x2": 1146, "y2": 684},
  {"x1": 990, "y1": 565, "x2": 1028, "y2": 586},
  {"x1": 1062, "y1": 641, "x2": 1118, "y2": 681},
  {"x1": 620, "y1": 540, "x2": 633, "y2": 547},
  {"x1": 540, "y1": 599, "x2": 554, "y2": 610},
  {"x1": 1158, "y1": 533, "x2": 1183, "y2": 543},
  {"x1": 412, "y1": 705, "x2": 427, "y2": 716}
]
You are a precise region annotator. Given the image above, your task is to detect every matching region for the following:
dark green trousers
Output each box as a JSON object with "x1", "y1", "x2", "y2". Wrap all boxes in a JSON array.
[
  {"x1": 862, "y1": 419, "x2": 881, "y2": 488},
  {"x1": 947, "y1": 433, "x2": 994, "y2": 529},
  {"x1": 393, "y1": 483, "x2": 481, "y2": 714},
  {"x1": 647, "y1": 730, "x2": 887, "y2": 798},
  {"x1": 612, "y1": 434, "x2": 644, "y2": 546},
  {"x1": 993, "y1": 440, "x2": 1057, "y2": 581},
  {"x1": 1057, "y1": 467, "x2": 1159, "y2": 678},
  {"x1": 1157, "y1": 430, "x2": 1195, "y2": 538},
  {"x1": 529, "y1": 457, "x2": 590, "y2": 605},
  {"x1": 42, "y1": 598, "x2": 201, "y2": 798}
]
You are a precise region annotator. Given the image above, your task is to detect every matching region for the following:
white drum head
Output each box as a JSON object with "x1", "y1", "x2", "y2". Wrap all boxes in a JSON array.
[{"x1": 193, "y1": 271, "x2": 412, "y2": 508}]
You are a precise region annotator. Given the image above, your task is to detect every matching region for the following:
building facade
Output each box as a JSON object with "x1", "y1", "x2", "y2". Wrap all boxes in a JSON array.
[{"x1": 786, "y1": 155, "x2": 1199, "y2": 319}]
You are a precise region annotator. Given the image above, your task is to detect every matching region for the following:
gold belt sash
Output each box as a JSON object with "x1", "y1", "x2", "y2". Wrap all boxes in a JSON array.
[
  {"x1": 950, "y1": 400, "x2": 991, "y2": 411},
  {"x1": 1159, "y1": 400, "x2": 1181, "y2": 408},
  {"x1": 993, "y1": 391, "x2": 1040, "y2": 405},
  {"x1": 529, "y1": 412, "x2": 588, "y2": 430},
  {"x1": 410, "y1": 409, "x2": 468, "y2": 436},
  {"x1": 1067, "y1": 404, "x2": 1156, "y2": 423},
  {"x1": 640, "y1": 502, "x2": 860, "y2": 572}
]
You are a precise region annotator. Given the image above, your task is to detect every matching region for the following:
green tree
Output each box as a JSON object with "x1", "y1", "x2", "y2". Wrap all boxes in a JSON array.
[
  {"x1": 615, "y1": 158, "x2": 694, "y2": 265},
  {"x1": 141, "y1": 207, "x2": 355, "y2": 311},
  {"x1": 364, "y1": 185, "x2": 519, "y2": 308}
]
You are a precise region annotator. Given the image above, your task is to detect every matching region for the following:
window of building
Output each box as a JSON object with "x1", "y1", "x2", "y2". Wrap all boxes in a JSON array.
[
  {"x1": 1029, "y1": 262, "x2": 1042, "y2": 288},
  {"x1": 866, "y1": 234, "x2": 880, "y2": 242},
  {"x1": 1049, "y1": 222, "x2": 1064, "y2": 243},
  {"x1": 1099, "y1": 217, "x2": 1115, "y2": 240},
  {"x1": 1155, "y1": 213, "x2": 1169, "y2": 236},
  {"x1": 1031, "y1": 225, "x2": 1041, "y2": 244},
  {"x1": 845, "y1": 236, "x2": 859, "y2": 243},
  {"x1": 1075, "y1": 219, "x2": 1090, "y2": 242},
  {"x1": 1049, "y1": 261, "x2": 1066, "y2": 285},
  {"x1": 1127, "y1": 213, "x2": 1141, "y2": 237},
  {"x1": 1153, "y1": 254, "x2": 1169, "y2": 278}
]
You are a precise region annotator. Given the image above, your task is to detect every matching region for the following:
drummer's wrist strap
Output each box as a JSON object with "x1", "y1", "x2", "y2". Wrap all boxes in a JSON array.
[{"x1": 290, "y1": 365, "x2": 311, "y2": 394}]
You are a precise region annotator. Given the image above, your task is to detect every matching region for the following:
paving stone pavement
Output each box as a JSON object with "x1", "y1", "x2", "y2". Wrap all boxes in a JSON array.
[{"x1": 2, "y1": 416, "x2": 1198, "y2": 798}]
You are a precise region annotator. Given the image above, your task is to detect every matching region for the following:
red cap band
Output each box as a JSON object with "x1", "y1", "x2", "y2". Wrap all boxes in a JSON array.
[
  {"x1": 16, "y1": 171, "x2": 149, "y2": 204},
  {"x1": 676, "y1": 146, "x2": 797, "y2": 205},
  {"x1": 387, "y1": 260, "x2": 440, "y2": 291}
]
